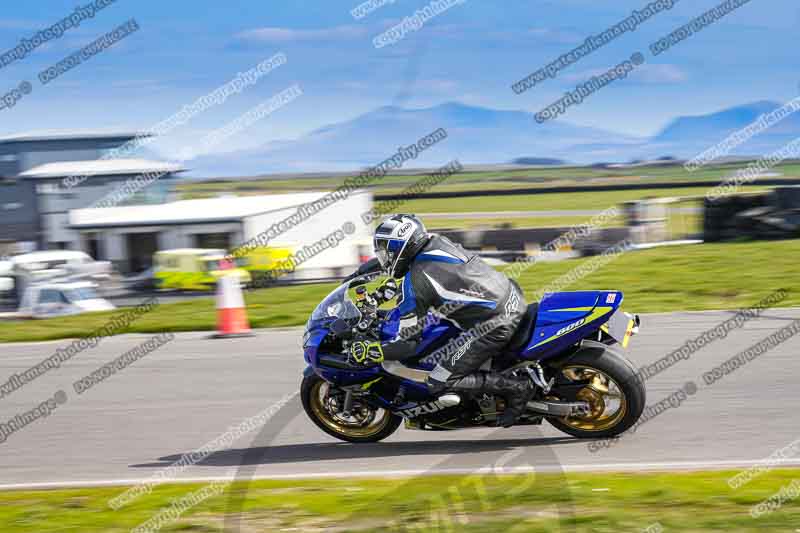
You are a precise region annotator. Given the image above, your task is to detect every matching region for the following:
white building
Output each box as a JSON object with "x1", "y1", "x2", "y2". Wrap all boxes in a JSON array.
[{"x1": 69, "y1": 191, "x2": 374, "y2": 276}]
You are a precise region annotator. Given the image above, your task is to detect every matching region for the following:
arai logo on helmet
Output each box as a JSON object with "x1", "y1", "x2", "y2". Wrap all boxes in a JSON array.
[{"x1": 396, "y1": 222, "x2": 413, "y2": 238}]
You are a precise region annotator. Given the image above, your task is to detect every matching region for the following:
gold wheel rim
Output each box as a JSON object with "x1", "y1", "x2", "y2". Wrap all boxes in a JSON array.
[
  {"x1": 309, "y1": 380, "x2": 391, "y2": 438},
  {"x1": 556, "y1": 365, "x2": 627, "y2": 432}
]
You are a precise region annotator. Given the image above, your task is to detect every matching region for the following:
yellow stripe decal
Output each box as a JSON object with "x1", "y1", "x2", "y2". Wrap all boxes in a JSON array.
[{"x1": 361, "y1": 377, "x2": 382, "y2": 390}]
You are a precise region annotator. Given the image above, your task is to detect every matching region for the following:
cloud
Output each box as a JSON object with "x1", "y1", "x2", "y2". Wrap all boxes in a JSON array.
[
  {"x1": 337, "y1": 81, "x2": 370, "y2": 91},
  {"x1": 0, "y1": 19, "x2": 46, "y2": 31},
  {"x1": 631, "y1": 64, "x2": 689, "y2": 84},
  {"x1": 334, "y1": 78, "x2": 457, "y2": 95},
  {"x1": 416, "y1": 78, "x2": 459, "y2": 93},
  {"x1": 481, "y1": 26, "x2": 582, "y2": 44},
  {"x1": 528, "y1": 27, "x2": 582, "y2": 44},
  {"x1": 563, "y1": 64, "x2": 688, "y2": 85},
  {"x1": 110, "y1": 79, "x2": 170, "y2": 91},
  {"x1": 235, "y1": 25, "x2": 367, "y2": 43}
]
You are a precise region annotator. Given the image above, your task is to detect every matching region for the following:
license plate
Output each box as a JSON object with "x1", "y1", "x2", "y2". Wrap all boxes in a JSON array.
[{"x1": 603, "y1": 309, "x2": 637, "y2": 348}]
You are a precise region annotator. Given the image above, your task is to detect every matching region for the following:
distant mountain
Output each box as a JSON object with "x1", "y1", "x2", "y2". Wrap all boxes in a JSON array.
[
  {"x1": 649, "y1": 100, "x2": 800, "y2": 158},
  {"x1": 554, "y1": 100, "x2": 800, "y2": 165},
  {"x1": 185, "y1": 102, "x2": 638, "y2": 176},
  {"x1": 184, "y1": 100, "x2": 800, "y2": 177},
  {"x1": 511, "y1": 157, "x2": 567, "y2": 166},
  {"x1": 655, "y1": 101, "x2": 777, "y2": 143}
]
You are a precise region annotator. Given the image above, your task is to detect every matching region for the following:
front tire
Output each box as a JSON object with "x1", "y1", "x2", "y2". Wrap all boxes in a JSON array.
[
  {"x1": 301, "y1": 374, "x2": 402, "y2": 443},
  {"x1": 545, "y1": 344, "x2": 646, "y2": 439}
]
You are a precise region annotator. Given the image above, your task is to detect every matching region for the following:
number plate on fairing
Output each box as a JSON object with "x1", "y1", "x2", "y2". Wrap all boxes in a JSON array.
[{"x1": 602, "y1": 309, "x2": 638, "y2": 348}]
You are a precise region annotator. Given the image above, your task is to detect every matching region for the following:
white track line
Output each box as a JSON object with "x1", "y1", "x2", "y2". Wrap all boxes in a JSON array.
[{"x1": 3, "y1": 459, "x2": 800, "y2": 491}]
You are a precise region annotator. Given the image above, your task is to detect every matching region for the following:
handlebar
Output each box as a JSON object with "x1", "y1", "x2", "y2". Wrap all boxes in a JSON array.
[{"x1": 352, "y1": 279, "x2": 399, "y2": 337}]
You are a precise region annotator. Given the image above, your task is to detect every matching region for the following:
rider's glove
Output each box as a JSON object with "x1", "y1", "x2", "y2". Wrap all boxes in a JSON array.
[{"x1": 350, "y1": 341, "x2": 384, "y2": 365}]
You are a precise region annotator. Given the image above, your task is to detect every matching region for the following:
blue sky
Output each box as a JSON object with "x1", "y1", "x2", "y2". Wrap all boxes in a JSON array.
[{"x1": 0, "y1": 0, "x2": 797, "y2": 157}]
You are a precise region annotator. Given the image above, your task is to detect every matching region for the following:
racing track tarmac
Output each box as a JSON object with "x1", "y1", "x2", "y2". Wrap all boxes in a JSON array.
[{"x1": 1, "y1": 308, "x2": 799, "y2": 488}]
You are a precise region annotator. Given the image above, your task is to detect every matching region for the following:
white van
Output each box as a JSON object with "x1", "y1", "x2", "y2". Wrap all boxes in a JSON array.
[{"x1": 17, "y1": 281, "x2": 116, "y2": 319}]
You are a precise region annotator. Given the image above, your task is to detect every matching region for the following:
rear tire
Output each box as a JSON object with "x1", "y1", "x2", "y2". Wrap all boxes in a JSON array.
[
  {"x1": 301, "y1": 374, "x2": 402, "y2": 443},
  {"x1": 545, "y1": 344, "x2": 646, "y2": 439}
]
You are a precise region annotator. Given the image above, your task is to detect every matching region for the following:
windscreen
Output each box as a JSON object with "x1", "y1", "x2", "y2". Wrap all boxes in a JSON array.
[
  {"x1": 66, "y1": 287, "x2": 99, "y2": 301},
  {"x1": 203, "y1": 259, "x2": 221, "y2": 272},
  {"x1": 310, "y1": 281, "x2": 362, "y2": 322}
]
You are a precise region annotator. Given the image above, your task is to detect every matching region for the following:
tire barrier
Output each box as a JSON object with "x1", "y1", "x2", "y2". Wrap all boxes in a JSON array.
[{"x1": 704, "y1": 186, "x2": 800, "y2": 242}]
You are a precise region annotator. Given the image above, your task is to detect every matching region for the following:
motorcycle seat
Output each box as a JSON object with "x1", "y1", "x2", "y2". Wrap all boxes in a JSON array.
[{"x1": 505, "y1": 302, "x2": 539, "y2": 353}]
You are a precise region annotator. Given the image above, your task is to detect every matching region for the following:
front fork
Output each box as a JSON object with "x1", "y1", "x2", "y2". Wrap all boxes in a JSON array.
[{"x1": 340, "y1": 389, "x2": 355, "y2": 418}]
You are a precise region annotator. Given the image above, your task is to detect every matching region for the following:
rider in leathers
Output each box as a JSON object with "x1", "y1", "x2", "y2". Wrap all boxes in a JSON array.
[{"x1": 360, "y1": 214, "x2": 535, "y2": 427}]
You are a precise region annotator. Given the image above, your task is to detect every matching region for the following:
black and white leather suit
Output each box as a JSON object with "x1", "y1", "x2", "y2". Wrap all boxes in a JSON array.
[{"x1": 381, "y1": 234, "x2": 527, "y2": 387}]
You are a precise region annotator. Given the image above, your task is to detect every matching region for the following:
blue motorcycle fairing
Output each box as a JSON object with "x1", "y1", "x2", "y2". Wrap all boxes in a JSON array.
[
  {"x1": 537, "y1": 291, "x2": 603, "y2": 325},
  {"x1": 303, "y1": 327, "x2": 328, "y2": 365},
  {"x1": 304, "y1": 326, "x2": 384, "y2": 386},
  {"x1": 518, "y1": 290, "x2": 624, "y2": 360},
  {"x1": 380, "y1": 308, "x2": 401, "y2": 340},
  {"x1": 414, "y1": 322, "x2": 458, "y2": 368}
]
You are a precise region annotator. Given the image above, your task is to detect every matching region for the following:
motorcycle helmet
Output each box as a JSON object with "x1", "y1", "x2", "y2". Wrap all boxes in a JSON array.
[{"x1": 373, "y1": 214, "x2": 429, "y2": 278}]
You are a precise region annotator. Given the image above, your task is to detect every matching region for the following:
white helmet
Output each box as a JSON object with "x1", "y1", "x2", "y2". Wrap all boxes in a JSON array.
[{"x1": 373, "y1": 214, "x2": 429, "y2": 278}]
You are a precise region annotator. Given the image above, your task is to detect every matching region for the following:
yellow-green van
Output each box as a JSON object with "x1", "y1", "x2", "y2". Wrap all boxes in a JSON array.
[
  {"x1": 236, "y1": 245, "x2": 295, "y2": 285},
  {"x1": 154, "y1": 249, "x2": 251, "y2": 291}
]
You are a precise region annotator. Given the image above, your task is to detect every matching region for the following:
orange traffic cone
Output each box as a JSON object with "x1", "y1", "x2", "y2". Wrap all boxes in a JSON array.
[{"x1": 211, "y1": 272, "x2": 253, "y2": 338}]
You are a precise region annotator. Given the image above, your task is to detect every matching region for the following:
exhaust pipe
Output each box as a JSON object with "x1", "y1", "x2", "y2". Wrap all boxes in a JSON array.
[
  {"x1": 437, "y1": 393, "x2": 461, "y2": 408},
  {"x1": 527, "y1": 400, "x2": 590, "y2": 417}
]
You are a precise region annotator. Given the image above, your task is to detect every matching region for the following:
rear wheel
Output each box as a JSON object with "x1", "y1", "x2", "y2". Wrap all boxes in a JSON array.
[
  {"x1": 301, "y1": 374, "x2": 402, "y2": 443},
  {"x1": 545, "y1": 345, "x2": 645, "y2": 439}
]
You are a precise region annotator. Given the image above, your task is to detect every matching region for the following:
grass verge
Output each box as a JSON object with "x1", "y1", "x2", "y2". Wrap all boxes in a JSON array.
[
  {"x1": 175, "y1": 161, "x2": 800, "y2": 199},
  {"x1": 0, "y1": 239, "x2": 798, "y2": 343},
  {"x1": 398, "y1": 185, "x2": 767, "y2": 213},
  {"x1": 423, "y1": 215, "x2": 625, "y2": 230},
  {"x1": 1, "y1": 469, "x2": 799, "y2": 531}
]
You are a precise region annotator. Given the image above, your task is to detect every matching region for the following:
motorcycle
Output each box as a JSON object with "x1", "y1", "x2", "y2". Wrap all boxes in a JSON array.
[{"x1": 301, "y1": 259, "x2": 646, "y2": 443}]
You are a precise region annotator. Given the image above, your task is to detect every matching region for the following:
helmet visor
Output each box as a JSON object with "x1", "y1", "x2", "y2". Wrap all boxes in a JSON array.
[
  {"x1": 373, "y1": 236, "x2": 407, "y2": 275},
  {"x1": 374, "y1": 236, "x2": 390, "y2": 270}
]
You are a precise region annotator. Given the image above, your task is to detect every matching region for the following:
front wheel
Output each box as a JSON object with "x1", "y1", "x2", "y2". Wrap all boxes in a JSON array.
[
  {"x1": 545, "y1": 344, "x2": 646, "y2": 439},
  {"x1": 301, "y1": 374, "x2": 402, "y2": 443}
]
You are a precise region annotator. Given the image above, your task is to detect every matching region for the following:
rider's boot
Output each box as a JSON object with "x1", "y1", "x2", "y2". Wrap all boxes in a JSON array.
[{"x1": 446, "y1": 372, "x2": 536, "y2": 428}]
